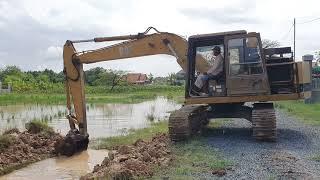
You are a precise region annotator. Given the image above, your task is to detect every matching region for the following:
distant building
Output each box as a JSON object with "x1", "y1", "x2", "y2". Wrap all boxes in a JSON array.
[{"x1": 124, "y1": 73, "x2": 150, "y2": 85}]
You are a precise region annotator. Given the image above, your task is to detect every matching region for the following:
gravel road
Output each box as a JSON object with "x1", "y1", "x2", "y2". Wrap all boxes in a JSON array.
[{"x1": 207, "y1": 110, "x2": 320, "y2": 180}]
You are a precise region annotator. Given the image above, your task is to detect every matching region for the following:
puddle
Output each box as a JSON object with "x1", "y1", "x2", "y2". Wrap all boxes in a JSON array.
[
  {"x1": 0, "y1": 149, "x2": 109, "y2": 180},
  {"x1": 0, "y1": 97, "x2": 181, "y2": 138}
]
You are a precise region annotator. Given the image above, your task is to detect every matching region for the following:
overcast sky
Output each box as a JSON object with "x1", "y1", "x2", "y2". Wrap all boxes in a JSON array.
[{"x1": 0, "y1": 0, "x2": 319, "y2": 76}]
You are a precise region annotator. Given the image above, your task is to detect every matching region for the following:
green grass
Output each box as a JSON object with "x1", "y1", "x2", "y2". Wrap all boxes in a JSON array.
[
  {"x1": 150, "y1": 120, "x2": 231, "y2": 179},
  {"x1": 0, "y1": 85, "x2": 184, "y2": 105},
  {"x1": 25, "y1": 119, "x2": 55, "y2": 136},
  {"x1": 310, "y1": 154, "x2": 320, "y2": 161},
  {"x1": 275, "y1": 100, "x2": 320, "y2": 125},
  {"x1": 90, "y1": 121, "x2": 168, "y2": 149},
  {"x1": 91, "y1": 121, "x2": 230, "y2": 179},
  {"x1": 0, "y1": 94, "x2": 66, "y2": 105},
  {"x1": 0, "y1": 134, "x2": 15, "y2": 152},
  {"x1": 151, "y1": 139, "x2": 230, "y2": 179}
]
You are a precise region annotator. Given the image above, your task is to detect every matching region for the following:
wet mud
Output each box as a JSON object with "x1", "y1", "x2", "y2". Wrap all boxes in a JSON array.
[
  {"x1": 0, "y1": 129, "x2": 62, "y2": 175},
  {"x1": 81, "y1": 133, "x2": 171, "y2": 180}
]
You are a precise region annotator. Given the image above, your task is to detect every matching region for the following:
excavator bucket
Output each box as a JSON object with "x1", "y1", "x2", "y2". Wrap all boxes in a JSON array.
[{"x1": 54, "y1": 129, "x2": 89, "y2": 156}]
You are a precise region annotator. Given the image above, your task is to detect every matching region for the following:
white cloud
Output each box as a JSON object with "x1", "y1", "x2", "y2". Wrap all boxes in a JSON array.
[
  {"x1": 45, "y1": 46, "x2": 62, "y2": 60},
  {"x1": 0, "y1": 0, "x2": 320, "y2": 75}
]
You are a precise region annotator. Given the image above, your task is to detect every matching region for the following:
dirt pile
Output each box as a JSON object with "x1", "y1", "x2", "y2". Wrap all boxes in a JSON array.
[
  {"x1": 0, "y1": 128, "x2": 62, "y2": 175},
  {"x1": 81, "y1": 133, "x2": 172, "y2": 180}
]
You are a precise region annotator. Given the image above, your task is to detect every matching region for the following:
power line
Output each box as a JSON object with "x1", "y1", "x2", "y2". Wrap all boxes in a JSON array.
[
  {"x1": 280, "y1": 23, "x2": 294, "y2": 40},
  {"x1": 297, "y1": 17, "x2": 320, "y2": 24},
  {"x1": 294, "y1": 18, "x2": 296, "y2": 61}
]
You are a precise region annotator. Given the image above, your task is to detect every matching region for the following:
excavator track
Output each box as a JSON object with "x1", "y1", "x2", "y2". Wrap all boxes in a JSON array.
[
  {"x1": 168, "y1": 105, "x2": 208, "y2": 141},
  {"x1": 252, "y1": 103, "x2": 277, "y2": 142}
]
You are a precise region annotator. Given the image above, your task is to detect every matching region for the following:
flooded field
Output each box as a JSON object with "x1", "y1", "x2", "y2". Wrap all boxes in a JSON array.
[{"x1": 0, "y1": 97, "x2": 181, "y2": 138}]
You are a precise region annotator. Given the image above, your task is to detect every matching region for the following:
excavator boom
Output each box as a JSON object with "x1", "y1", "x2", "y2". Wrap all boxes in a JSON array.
[{"x1": 56, "y1": 27, "x2": 209, "y2": 156}]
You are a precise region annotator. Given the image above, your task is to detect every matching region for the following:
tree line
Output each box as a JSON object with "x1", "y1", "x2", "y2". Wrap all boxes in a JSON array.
[{"x1": 0, "y1": 66, "x2": 182, "y2": 93}]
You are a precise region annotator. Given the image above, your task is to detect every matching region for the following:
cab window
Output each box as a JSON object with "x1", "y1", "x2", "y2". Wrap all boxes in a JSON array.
[
  {"x1": 228, "y1": 37, "x2": 263, "y2": 76},
  {"x1": 196, "y1": 45, "x2": 224, "y2": 66}
]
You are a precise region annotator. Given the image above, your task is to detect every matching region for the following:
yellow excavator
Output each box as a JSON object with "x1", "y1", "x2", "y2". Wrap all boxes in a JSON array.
[{"x1": 55, "y1": 27, "x2": 312, "y2": 156}]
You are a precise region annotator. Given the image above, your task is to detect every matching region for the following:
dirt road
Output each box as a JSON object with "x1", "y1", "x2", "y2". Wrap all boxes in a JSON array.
[{"x1": 209, "y1": 110, "x2": 320, "y2": 179}]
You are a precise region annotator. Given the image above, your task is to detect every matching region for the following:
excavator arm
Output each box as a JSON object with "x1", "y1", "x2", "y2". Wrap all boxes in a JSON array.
[{"x1": 57, "y1": 27, "x2": 209, "y2": 156}]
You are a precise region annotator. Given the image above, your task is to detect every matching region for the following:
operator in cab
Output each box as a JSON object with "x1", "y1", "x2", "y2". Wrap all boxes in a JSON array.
[{"x1": 192, "y1": 46, "x2": 224, "y2": 95}]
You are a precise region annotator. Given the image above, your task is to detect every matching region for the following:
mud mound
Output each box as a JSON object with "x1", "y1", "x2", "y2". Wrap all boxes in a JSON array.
[
  {"x1": 81, "y1": 133, "x2": 172, "y2": 180},
  {"x1": 0, "y1": 130, "x2": 62, "y2": 175}
]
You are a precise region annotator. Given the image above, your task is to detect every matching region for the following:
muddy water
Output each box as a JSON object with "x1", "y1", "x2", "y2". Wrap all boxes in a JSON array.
[
  {"x1": 0, "y1": 150, "x2": 109, "y2": 180},
  {"x1": 0, "y1": 97, "x2": 181, "y2": 179},
  {"x1": 0, "y1": 97, "x2": 181, "y2": 138}
]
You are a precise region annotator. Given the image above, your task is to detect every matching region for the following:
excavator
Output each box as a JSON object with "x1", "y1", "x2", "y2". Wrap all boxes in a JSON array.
[{"x1": 55, "y1": 27, "x2": 312, "y2": 156}]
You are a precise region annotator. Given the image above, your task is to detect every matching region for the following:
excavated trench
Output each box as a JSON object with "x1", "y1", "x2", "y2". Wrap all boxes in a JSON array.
[{"x1": 0, "y1": 97, "x2": 180, "y2": 179}]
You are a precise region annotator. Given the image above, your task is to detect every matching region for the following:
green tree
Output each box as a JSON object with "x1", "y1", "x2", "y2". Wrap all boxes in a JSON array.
[
  {"x1": 108, "y1": 70, "x2": 127, "y2": 91},
  {"x1": 262, "y1": 39, "x2": 281, "y2": 49},
  {"x1": 85, "y1": 67, "x2": 106, "y2": 85},
  {"x1": 315, "y1": 51, "x2": 320, "y2": 66},
  {"x1": 147, "y1": 73, "x2": 154, "y2": 83},
  {"x1": 0, "y1": 66, "x2": 22, "y2": 82},
  {"x1": 167, "y1": 73, "x2": 177, "y2": 85}
]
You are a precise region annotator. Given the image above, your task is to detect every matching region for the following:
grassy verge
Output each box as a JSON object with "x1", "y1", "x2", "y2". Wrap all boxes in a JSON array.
[
  {"x1": 0, "y1": 94, "x2": 66, "y2": 105},
  {"x1": 91, "y1": 121, "x2": 230, "y2": 179},
  {"x1": 310, "y1": 154, "x2": 320, "y2": 162},
  {"x1": 0, "y1": 85, "x2": 184, "y2": 105},
  {"x1": 275, "y1": 100, "x2": 320, "y2": 125},
  {"x1": 90, "y1": 121, "x2": 168, "y2": 149},
  {"x1": 151, "y1": 139, "x2": 230, "y2": 179}
]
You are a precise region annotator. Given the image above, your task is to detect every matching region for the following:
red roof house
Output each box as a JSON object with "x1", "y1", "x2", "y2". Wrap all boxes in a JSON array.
[{"x1": 124, "y1": 73, "x2": 149, "y2": 85}]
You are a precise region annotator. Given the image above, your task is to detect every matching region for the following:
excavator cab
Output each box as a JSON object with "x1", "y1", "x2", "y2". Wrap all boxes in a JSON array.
[{"x1": 186, "y1": 30, "x2": 269, "y2": 98}]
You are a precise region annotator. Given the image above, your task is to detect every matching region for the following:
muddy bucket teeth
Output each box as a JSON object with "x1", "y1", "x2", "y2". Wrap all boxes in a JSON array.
[{"x1": 54, "y1": 129, "x2": 89, "y2": 156}]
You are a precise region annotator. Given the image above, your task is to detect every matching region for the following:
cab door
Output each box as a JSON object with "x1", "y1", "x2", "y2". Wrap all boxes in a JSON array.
[{"x1": 225, "y1": 33, "x2": 270, "y2": 96}]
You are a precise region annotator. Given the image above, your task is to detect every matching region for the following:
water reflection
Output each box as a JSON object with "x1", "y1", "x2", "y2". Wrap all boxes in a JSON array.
[
  {"x1": 0, "y1": 150, "x2": 109, "y2": 180},
  {"x1": 0, "y1": 97, "x2": 181, "y2": 138}
]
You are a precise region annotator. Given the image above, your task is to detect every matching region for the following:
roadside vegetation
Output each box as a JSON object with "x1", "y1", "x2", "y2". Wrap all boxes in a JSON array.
[
  {"x1": 91, "y1": 121, "x2": 230, "y2": 179},
  {"x1": 91, "y1": 121, "x2": 168, "y2": 149},
  {"x1": 25, "y1": 120, "x2": 55, "y2": 135},
  {"x1": 275, "y1": 101, "x2": 320, "y2": 125}
]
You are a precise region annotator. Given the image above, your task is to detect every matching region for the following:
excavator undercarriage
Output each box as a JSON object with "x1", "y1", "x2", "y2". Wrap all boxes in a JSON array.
[{"x1": 169, "y1": 102, "x2": 277, "y2": 142}]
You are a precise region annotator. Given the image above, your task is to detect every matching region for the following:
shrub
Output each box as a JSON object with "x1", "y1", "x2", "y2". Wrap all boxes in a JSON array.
[
  {"x1": 0, "y1": 135, "x2": 15, "y2": 152},
  {"x1": 25, "y1": 120, "x2": 54, "y2": 135}
]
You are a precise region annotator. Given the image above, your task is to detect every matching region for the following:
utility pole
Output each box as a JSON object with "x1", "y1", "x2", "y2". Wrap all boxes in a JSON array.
[{"x1": 294, "y1": 18, "x2": 296, "y2": 61}]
